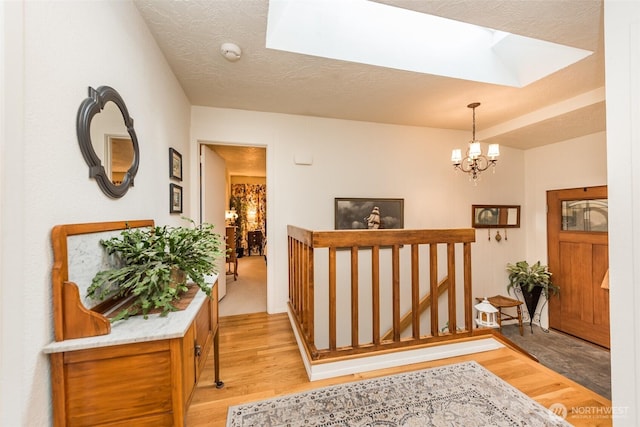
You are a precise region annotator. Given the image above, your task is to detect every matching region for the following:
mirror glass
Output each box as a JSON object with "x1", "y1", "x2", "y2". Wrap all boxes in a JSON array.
[
  {"x1": 472, "y1": 205, "x2": 520, "y2": 228},
  {"x1": 77, "y1": 86, "x2": 139, "y2": 198},
  {"x1": 90, "y1": 101, "x2": 133, "y2": 185}
]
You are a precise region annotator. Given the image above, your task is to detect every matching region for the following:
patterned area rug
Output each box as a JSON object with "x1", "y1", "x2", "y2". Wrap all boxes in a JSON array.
[{"x1": 226, "y1": 361, "x2": 570, "y2": 427}]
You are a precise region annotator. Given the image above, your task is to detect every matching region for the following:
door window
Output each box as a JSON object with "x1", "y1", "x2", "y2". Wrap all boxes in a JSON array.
[{"x1": 561, "y1": 199, "x2": 608, "y2": 231}]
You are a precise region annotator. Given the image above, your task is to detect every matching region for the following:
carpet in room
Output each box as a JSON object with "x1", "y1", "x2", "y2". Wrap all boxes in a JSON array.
[
  {"x1": 226, "y1": 361, "x2": 569, "y2": 426},
  {"x1": 220, "y1": 255, "x2": 267, "y2": 317}
]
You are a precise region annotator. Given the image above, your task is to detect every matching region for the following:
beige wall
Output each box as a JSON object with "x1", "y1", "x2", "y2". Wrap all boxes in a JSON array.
[
  {"x1": 522, "y1": 131, "x2": 607, "y2": 327},
  {"x1": 191, "y1": 106, "x2": 530, "y2": 315},
  {"x1": 1, "y1": 2, "x2": 191, "y2": 425},
  {"x1": 524, "y1": 131, "x2": 608, "y2": 263},
  {"x1": 191, "y1": 106, "x2": 607, "y2": 346}
]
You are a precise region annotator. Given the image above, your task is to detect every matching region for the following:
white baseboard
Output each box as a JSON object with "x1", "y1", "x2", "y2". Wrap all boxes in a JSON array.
[{"x1": 287, "y1": 308, "x2": 505, "y2": 381}]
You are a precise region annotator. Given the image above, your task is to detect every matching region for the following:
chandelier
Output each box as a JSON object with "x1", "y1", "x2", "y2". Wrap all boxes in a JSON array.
[{"x1": 451, "y1": 102, "x2": 499, "y2": 183}]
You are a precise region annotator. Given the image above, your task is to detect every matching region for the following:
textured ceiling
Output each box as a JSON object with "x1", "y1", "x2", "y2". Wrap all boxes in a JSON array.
[
  {"x1": 134, "y1": 0, "x2": 605, "y2": 176},
  {"x1": 208, "y1": 145, "x2": 266, "y2": 178}
]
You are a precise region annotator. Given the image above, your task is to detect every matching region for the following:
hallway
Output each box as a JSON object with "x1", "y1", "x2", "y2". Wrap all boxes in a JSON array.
[{"x1": 219, "y1": 255, "x2": 267, "y2": 317}]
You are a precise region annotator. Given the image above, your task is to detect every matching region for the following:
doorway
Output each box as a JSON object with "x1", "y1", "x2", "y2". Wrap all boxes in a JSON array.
[
  {"x1": 200, "y1": 143, "x2": 267, "y2": 316},
  {"x1": 547, "y1": 186, "x2": 609, "y2": 348}
]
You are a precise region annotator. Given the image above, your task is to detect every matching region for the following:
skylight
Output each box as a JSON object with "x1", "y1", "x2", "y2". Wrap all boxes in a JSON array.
[{"x1": 266, "y1": 0, "x2": 593, "y2": 88}]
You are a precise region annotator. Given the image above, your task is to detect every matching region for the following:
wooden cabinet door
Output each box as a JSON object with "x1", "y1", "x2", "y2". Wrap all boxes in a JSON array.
[
  {"x1": 60, "y1": 341, "x2": 174, "y2": 426},
  {"x1": 181, "y1": 322, "x2": 197, "y2": 405},
  {"x1": 194, "y1": 297, "x2": 214, "y2": 377},
  {"x1": 547, "y1": 186, "x2": 609, "y2": 348}
]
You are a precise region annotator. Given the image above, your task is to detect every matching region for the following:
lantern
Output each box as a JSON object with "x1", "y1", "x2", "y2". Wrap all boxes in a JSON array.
[{"x1": 475, "y1": 297, "x2": 499, "y2": 328}]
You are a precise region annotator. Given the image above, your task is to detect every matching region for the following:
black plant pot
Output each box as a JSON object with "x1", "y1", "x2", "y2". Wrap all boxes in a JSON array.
[{"x1": 521, "y1": 286, "x2": 543, "y2": 333}]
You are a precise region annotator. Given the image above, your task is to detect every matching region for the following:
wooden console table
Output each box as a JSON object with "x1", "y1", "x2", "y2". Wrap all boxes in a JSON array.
[
  {"x1": 44, "y1": 287, "x2": 221, "y2": 426},
  {"x1": 43, "y1": 220, "x2": 223, "y2": 427}
]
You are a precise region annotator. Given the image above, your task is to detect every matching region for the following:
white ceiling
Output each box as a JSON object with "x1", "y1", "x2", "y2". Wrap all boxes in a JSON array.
[{"x1": 134, "y1": 0, "x2": 605, "y2": 176}]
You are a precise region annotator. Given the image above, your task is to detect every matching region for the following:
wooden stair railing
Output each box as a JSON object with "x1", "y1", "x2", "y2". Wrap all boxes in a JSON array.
[
  {"x1": 287, "y1": 226, "x2": 476, "y2": 362},
  {"x1": 380, "y1": 277, "x2": 450, "y2": 341}
]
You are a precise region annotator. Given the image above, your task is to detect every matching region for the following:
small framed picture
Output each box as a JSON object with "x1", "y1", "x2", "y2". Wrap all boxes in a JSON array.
[
  {"x1": 170, "y1": 183, "x2": 183, "y2": 213},
  {"x1": 169, "y1": 147, "x2": 182, "y2": 181}
]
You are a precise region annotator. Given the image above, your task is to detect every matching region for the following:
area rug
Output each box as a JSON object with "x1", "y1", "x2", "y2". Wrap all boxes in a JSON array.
[{"x1": 226, "y1": 361, "x2": 569, "y2": 426}]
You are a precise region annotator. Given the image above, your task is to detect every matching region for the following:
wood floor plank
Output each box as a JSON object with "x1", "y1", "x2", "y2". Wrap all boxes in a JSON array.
[{"x1": 187, "y1": 312, "x2": 612, "y2": 426}]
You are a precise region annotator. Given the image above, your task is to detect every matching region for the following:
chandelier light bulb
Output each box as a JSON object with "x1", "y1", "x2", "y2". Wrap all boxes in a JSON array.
[
  {"x1": 488, "y1": 144, "x2": 500, "y2": 159},
  {"x1": 469, "y1": 142, "x2": 482, "y2": 159},
  {"x1": 451, "y1": 149, "x2": 462, "y2": 164}
]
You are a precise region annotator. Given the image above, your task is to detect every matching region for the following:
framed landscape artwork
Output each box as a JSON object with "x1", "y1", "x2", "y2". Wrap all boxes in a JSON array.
[{"x1": 335, "y1": 198, "x2": 404, "y2": 230}]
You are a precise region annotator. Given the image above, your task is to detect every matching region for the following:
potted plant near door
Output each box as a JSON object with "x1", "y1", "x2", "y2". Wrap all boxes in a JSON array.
[{"x1": 506, "y1": 260, "x2": 559, "y2": 331}]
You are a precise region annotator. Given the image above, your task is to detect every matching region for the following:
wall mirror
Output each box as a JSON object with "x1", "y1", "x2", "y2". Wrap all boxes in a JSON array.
[
  {"x1": 77, "y1": 86, "x2": 139, "y2": 198},
  {"x1": 472, "y1": 204, "x2": 521, "y2": 228}
]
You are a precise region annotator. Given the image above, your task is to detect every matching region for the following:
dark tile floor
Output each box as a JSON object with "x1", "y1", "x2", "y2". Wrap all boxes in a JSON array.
[{"x1": 500, "y1": 324, "x2": 611, "y2": 399}]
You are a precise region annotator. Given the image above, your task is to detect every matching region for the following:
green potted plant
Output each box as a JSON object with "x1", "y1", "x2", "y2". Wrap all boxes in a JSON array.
[
  {"x1": 87, "y1": 218, "x2": 225, "y2": 321},
  {"x1": 506, "y1": 260, "x2": 559, "y2": 331}
]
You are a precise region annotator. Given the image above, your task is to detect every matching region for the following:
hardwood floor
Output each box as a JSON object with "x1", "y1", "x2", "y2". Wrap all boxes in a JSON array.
[{"x1": 187, "y1": 312, "x2": 613, "y2": 426}]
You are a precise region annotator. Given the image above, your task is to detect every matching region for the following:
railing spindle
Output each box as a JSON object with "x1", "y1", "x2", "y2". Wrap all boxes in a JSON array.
[
  {"x1": 447, "y1": 243, "x2": 457, "y2": 334},
  {"x1": 411, "y1": 244, "x2": 420, "y2": 339},
  {"x1": 329, "y1": 247, "x2": 337, "y2": 351},
  {"x1": 351, "y1": 247, "x2": 359, "y2": 348},
  {"x1": 372, "y1": 246, "x2": 380, "y2": 344},
  {"x1": 463, "y1": 241, "x2": 472, "y2": 333},
  {"x1": 392, "y1": 244, "x2": 400, "y2": 342},
  {"x1": 430, "y1": 243, "x2": 439, "y2": 336}
]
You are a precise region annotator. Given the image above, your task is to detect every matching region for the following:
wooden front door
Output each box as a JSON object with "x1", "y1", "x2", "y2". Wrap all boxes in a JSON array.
[{"x1": 547, "y1": 186, "x2": 610, "y2": 348}]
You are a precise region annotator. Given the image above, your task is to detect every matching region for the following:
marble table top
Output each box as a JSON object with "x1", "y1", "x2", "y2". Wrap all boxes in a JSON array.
[{"x1": 43, "y1": 284, "x2": 213, "y2": 354}]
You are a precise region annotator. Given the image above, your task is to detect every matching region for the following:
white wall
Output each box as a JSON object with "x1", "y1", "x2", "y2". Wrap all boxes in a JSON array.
[
  {"x1": 604, "y1": 1, "x2": 640, "y2": 424},
  {"x1": 522, "y1": 132, "x2": 607, "y2": 327},
  {"x1": 0, "y1": 2, "x2": 191, "y2": 425},
  {"x1": 524, "y1": 131, "x2": 608, "y2": 262},
  {"x1": 191, "y1": 106, "x2": 528, "y2": 316}
]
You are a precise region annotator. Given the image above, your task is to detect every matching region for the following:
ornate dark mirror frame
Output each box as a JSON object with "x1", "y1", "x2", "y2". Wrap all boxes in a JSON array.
[{"x1": 76, "y1": 86, "x2": 140, "y2": 198}]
